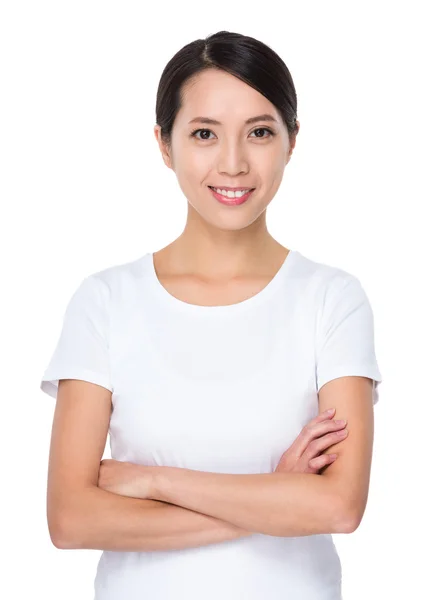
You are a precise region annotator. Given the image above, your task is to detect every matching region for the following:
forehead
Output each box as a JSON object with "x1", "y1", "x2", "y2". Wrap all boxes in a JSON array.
[{"x1": 178, "y1": 69, "x2": 280, "y2": 124}]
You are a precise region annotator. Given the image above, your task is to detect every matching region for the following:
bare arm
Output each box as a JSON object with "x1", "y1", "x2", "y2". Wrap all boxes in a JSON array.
[
  {"x1": 48, "y1": 379, "x2": 252, "y2": 552},
  {"x1": 133, "y1": 376, "x2": 375, "y2": 540},
  {"x1": 49, "y1": 380, "x2": 352, "y2": 551},
  {"x1": 57, "y1": 487, "x2": 253, "y2": 551},
  {"x1": 151, "y1": 467, "x2": 347, "y2": 538}
]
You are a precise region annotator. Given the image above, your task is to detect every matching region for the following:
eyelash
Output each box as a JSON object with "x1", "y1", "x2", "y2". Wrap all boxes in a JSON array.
[{"x1": 190, "y1": 127, "x2": 275, "y2": 141}]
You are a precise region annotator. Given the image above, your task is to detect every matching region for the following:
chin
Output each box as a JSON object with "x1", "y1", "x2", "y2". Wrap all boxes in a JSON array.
[{"x1": 189, "y1": 202, "x2": 268, "y2": 232}]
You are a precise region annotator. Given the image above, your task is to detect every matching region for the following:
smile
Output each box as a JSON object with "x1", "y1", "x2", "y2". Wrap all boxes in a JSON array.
[{"x1": 208, "y1": 186, "x2": 255, "y2": 206}]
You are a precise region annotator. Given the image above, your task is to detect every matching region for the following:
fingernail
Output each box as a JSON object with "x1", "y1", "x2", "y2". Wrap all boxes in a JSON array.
[{"x1": 326, "y1": 408, "x2": 335, "y2": 414}]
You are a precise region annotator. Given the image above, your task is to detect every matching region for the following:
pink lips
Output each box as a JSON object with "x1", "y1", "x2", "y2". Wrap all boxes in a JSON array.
[{"x1": 209, "y1": 186, "x2": 255, "y2": 206}]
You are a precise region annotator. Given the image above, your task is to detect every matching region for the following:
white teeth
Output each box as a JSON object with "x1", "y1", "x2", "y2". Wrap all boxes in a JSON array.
[{"x1": 212, "y1": 187, "x2": 252, "y2": 198}]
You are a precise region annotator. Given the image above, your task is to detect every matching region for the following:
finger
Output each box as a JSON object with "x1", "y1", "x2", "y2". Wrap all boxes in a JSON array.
[
  {"x1": 309, "y1": 454, "x2": 337, "y2": 468},
  {"x1": 311, "y1": 409, "x2": 337, "y2": 426},
  {"x1": 303, "y1": 429, "x2": 349, "y2": 461},
  {"x1": 290, "y1": 410, "x2": 338, "y2": 456},
  {"x1": 297, "y1": 419, "x2": 347, "y2": 459},
  {"x1": 311, "y1": 418, "x2": 347, "y2": 439},
  {"x1": 299, "y1": 420, "x2": 347, "y2": 460}
]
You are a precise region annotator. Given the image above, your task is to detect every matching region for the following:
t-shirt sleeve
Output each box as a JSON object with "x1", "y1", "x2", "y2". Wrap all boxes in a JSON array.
[
  {"x1": 40, "y1": 274, "x2": 113, "y2": 400},
  {"x1": 315, "y1": 273, "x2": 383, "y2": 404}
]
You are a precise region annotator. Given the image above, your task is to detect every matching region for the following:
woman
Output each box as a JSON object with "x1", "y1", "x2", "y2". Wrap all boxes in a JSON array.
[{"x1": 40, "y1": 31, "x2": 382, "y2": 600}]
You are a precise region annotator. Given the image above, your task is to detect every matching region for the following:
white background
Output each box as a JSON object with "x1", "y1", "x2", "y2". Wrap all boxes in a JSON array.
[{"x1": 1, "y1": 1, "x2": 429, "y2": 598}]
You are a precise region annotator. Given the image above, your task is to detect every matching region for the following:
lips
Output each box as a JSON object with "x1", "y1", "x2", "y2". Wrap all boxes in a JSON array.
[
  {"x1": 208, "y1": 186, "x2": 255, "y2": 206},
  {"x1": 208, "y1": 186, "x2": 255, "y2": 192}
]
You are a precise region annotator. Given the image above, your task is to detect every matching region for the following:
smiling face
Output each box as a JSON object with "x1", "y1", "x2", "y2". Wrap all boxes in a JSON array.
[{"x1": 154, "y1": 68, "x2": 298, "y2": 231}]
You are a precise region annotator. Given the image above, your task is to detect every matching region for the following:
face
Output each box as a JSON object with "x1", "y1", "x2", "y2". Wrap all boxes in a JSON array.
[{"x1": 154, "y1": 68, "x2": 299, "y2": 231}]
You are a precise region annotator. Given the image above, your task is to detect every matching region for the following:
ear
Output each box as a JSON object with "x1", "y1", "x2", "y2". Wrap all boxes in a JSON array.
[
  {"x1": 154, "y1": 125, "x2": 173, "y2": 169},
  {"x1": 286, "y1": 120, "x2": 300, "y2": 163}
]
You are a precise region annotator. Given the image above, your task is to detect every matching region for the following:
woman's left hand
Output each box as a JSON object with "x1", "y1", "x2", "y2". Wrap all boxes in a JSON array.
[{"x1": 97, "y1": 459, "x2": 156, "y2": 499}]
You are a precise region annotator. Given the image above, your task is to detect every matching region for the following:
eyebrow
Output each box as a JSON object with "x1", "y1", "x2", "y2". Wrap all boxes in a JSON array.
[{"x1": 188, "y1": 113, "x2": 278, "y2": 126}]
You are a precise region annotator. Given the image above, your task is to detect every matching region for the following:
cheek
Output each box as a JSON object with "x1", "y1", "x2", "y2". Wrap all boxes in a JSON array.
[
  {"x1": 175, "y1": 147, "x2": 207, "y2": 175},
  {"x1": 188, "y1": 150, "x2": 211, "y2": 172},
  {"x1": 181, "y1": 160, "x2": 211, "y2": 192},
  {"x1": 261, "y1": 152, "x2": 287, "y2": 184},
  {"x1": 260, "y1": 146, "x2": 285, "y2": 169}
]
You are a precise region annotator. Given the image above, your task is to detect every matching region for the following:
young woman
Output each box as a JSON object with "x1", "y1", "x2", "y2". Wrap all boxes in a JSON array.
[{"x1": 40, "y1": 30, "x2": 382, "y2": 600}]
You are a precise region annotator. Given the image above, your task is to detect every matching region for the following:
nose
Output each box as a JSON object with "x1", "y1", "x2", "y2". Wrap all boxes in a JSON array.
[{"x1": 217, "y1": 139, "x2": 249, "y2": 177}]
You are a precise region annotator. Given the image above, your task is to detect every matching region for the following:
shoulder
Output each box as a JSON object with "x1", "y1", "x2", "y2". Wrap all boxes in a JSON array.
[
  {"x1": 86, "y1": 252, "x2": 149, "y2": 296},
  {"x1": 293, "y1": 253, "x2": 376, "y2": 351},
  {"x1": 77, "y1": 253, "x2": 151, "y2": 319},
  {"x1": 292, "y1": 249, "x2": 361, "y2": 300}
]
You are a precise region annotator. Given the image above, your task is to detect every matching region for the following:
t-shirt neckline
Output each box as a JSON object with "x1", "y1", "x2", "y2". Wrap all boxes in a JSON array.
[{"x1": 144, "y1": 248, "x2": 298, "y2": 315}]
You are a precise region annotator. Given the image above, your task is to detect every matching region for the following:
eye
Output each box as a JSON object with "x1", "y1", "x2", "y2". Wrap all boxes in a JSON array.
[
  {"x1": 189, "y1": 127, "x2": 275, "y2": 141},
  {"x1": 250, "y1": 127, "x2": 275, "y2": 139},
  {"x1": 190, "y1": 129, "x2": 215, "y2": 140}
]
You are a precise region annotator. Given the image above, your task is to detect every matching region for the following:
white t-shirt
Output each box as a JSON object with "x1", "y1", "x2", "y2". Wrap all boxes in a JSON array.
[{"x1": 40, "y1": 248, "x2": 382, "y2": 600}]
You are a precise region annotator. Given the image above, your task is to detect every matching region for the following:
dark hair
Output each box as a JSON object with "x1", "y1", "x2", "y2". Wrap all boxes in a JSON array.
[{"x1": 155, "y1": 31, "x2": 299, "y2": 150}]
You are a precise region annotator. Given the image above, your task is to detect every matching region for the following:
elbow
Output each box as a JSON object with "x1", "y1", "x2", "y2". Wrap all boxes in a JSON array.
[
  {"x1": 50, "y1": 533, "x2": 70, "y2": 550},
  {"x1": 339, "y1": 514, "x2": 361, "y2": 534},
  {"x1": 48, "y1": 520, "x2": 68, "y2": 549},
  {"x1": 49, "y1": 519, "x2": 78, "y2": 549},
  {"x1": 327, "y1": 480, "x2": 366, "y2": 534},
  {"x1": 51, "y1": 520, "x2": 83, "y2": 549},
  {"x1": 50, "y1": 528, "x2": 79, "y2": 550},
  {"x1": 327, "y1": 489, "x2": 360, "y2": 534},
  {"x1": 48, "y1": 508, "x2": 84, "y2": 550},
  {"x1": 333, "y1": 504, "x2": 363, "y2": 534},
  {"x1": 48, "y1": 486, "x2": 99, "y2": 549}
]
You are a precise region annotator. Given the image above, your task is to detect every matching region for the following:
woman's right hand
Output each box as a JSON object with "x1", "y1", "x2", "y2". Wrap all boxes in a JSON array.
[{"x1": 274, "y1": 409, "x2": 348, "y2": 475}]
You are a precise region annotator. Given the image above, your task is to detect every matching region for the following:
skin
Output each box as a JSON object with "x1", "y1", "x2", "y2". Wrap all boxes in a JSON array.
[
  {"x1": 94, "y1": 81, "x2": 359, "y2": 537},
  {"x1": 96, "y1": 410, "x2": 350, "y2": 537},
  {"x1": 153, "y1": 67, "x2": 300, "y2": 289},
  {"x1": 98, "y1": 410, "x2": 346, "y2": 500}
]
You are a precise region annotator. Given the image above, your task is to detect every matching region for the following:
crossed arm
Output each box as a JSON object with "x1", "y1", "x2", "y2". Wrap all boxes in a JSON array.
[
  {"x1": 153, "y1": 375, "x2": 374, "y2": 541},
  {"x1": 54, "y1": 376, "x2": 373, "y2": 551},
  {"x1": 58, "y1": 468, "x2": 349, "y2": 552},
  {"x1": 150, "y1": 467, "x2": 349, "y2": 537}
]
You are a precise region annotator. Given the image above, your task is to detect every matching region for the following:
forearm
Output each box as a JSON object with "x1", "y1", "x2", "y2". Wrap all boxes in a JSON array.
[
  {"x1": 152, "y1": 468, "x2": 350, "y2": 537},
  {"x1": 57, "y1": 486, "x2": 253, "y2": 551}
]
